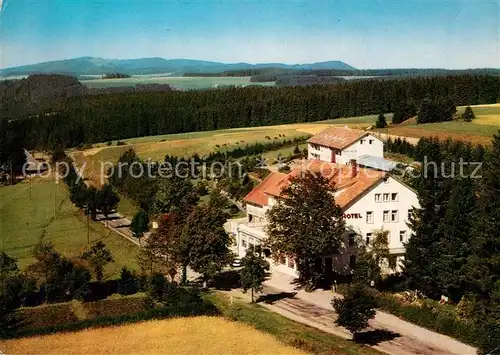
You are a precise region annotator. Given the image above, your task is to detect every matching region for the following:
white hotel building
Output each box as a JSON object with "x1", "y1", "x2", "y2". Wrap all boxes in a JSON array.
[{"x1": 232, "y1": 126, "x2": 419, "y2": 278}]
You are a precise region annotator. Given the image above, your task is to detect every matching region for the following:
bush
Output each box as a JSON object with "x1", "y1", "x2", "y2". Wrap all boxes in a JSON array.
[
  {"x1": 118, "y1": 267, "x2": 139, "y2": 295},
  {"x1": 375, "y1": 292, "x2": 478, "y2": 346}
]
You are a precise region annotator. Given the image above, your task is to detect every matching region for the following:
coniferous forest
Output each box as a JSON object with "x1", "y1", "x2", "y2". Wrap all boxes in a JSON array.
[{"x1": 1, "y1": 74, "x2": 499, "y2": 156}]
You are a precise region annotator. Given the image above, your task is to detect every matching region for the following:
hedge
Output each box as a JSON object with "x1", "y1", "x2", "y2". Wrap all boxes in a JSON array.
[
  {"x1": 2, "y1": 292, "x2": 217, "y2": 340},
  {"x1": 376, "y1": 293, "x2": 478, "y2": 346}
]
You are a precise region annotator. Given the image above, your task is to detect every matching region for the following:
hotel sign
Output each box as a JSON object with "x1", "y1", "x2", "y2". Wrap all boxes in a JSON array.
[{"x1": 343, "y1": 213, "x2": 362, "y2": 219}]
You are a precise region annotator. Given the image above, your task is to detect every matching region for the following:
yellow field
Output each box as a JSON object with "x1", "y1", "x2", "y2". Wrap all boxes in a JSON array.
[
  {"x1": 1, "y1": 316, "x2": 306, "y2": 355},
  {"x1": 381, "y1": 103, "x2": 500, "y2": 145},
  {"x1": 71, "y1": 120, "x2": 371, "y2": 185}
]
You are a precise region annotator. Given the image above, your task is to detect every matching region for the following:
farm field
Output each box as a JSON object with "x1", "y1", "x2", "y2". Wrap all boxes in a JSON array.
[
  {"x1": 80, "y1": 75, "x2": 275, "y2": 90},
  {"x1": 70, "y1": 116, "x2": 380, "y2": 185},
  {"x1": 380, "y1": 103, "x2": 500, "y2": 145},
  {"x1": 0, "y1": 178, "x2": 139, "y2": 275},
  {"x1": 1, "y1": 316, "x2": 306, "y2": 355},
  {"x1": 71, "y1": 103, "x2": 500, "y2": 185}
]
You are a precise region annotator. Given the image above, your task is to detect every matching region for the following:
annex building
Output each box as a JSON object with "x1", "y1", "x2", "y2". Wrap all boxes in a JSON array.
[{"x1": 233, "y1": 126, "x2": 419, "y2": 278}]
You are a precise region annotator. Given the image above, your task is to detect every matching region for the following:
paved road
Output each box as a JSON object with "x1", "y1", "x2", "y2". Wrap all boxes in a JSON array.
[{"x1": 255, "y1": 271, "x2": 476, "y2": 355}]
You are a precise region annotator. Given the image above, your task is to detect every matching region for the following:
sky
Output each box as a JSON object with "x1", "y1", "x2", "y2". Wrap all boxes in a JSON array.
[{"x1": 0, "y1": 0, "x2": 499, "y2": 69}]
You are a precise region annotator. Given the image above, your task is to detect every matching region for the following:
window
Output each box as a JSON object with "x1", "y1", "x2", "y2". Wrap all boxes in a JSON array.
[
  {"x1": 375, "y1": 194, "x2": 381, "y2": 203},
  {"x1": 360, "y1": 140, "x2": 364, "y2": 145},
  {"x1": 366, "y1": 233, "x2": 372, "y2": 245},
  {"x1": 288, "y1": 258, "x2": 295, "y2": 269},
  {"x1": 366, "y1": 211, "x2": 374, "y2": 224},
  {"x1": 383, "y1": 193, "x2": 390, "y2": 202},
  {"x1": 383, "y1": 210, "x2": 390, "y2": 222},
  {"x1": 400, "y1": 230, "x2": 407, "y2": 242},
  {"x1": 391, "y1": 193, "x2": 399, "y2": 201},
  {"x1": 348, "y1": 233, "x2": 356, "y2": 247},
  {"x1": 391, "y1": 210, "x2": 399, "y2": 222},
  {"x1": 278, "y1": 254, "x2": 286, "y2": 264},
  {"x1": 369, "y1": 139, "x2": 374, "y2": 144},
  {"x1": 311, "y1": 153, "x2": 320, "y2": 160},
  {"x1": 241, "y1": 240, "x2": 247, "y2": 248}
]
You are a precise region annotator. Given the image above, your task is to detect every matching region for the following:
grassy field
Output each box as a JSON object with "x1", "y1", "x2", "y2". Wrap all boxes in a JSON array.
[
  {"x1": 207, "y1": 292, "x2": 381, "y2": 355},
  {"x1": 0, "y1": 178, "x2": 138, "y2": 276},
  {"x1": 81, "y1": 75, "x2": 275, "y2": 90},
  {"x1": 1, "y1": 316, "x2": 305, "y2": 355},
  {"x1": 70, "y1": 118, "x2": 376, "y2": 185},
  {"x1": 381, "y1": 103, "x2": 500, "y2": 145},
  {"x1": 70, "y1": 103, "x2": 500, "y2": 186}
]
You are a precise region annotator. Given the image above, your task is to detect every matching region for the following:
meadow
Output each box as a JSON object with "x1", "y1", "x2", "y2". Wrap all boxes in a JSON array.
[
  {"x1": 381, "y1": 104, "x2": 500, "y2": 145},
  {"x1": 71, "y1": 103, "x2": 499, "y2": 186},
  {"x1": 0, "y1": 178, "x2": 138, "y2": 275},
  {"x1": 80, "y1": 75, "x2": 275, "y2": 90}
]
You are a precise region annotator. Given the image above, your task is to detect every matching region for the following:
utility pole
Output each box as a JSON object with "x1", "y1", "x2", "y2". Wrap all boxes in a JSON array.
[{"x1": 29, "y1": 175, "x2": 32, "y2": 200}]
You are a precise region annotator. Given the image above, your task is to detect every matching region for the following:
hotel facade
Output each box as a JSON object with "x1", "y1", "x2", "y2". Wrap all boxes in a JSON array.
[{"x1": 231, "y1": 127, "x2": 419, "y2": 278}]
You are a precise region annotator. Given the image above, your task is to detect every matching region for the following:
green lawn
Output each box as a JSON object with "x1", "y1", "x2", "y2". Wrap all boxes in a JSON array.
[
  {"x1": 0, "y1": 178, "x2": 139, "y2": 278},
  {"x1": 116, "y1": 194, "x2": 140, "y2": 221}
]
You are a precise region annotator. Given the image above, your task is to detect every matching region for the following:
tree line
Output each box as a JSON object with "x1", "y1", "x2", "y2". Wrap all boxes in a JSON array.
[{"x1": 2, "y1": 75, "x2": 499, "y2": 156}]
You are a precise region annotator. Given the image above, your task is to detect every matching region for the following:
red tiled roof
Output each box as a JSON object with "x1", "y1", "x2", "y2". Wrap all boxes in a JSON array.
[
  {"x1": 244, "y1": 160, "x2": 386, "y2": 209},
  {"x1": 307, "y1": 127, "x2": 368, "y2": 150},
  {"x1": 243, "y1": 171, "x2": 288, "y2": 206}
]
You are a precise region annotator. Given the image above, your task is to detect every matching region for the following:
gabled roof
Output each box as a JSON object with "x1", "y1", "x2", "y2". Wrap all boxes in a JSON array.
[
  {"x1": 244, "y1": 160, "x2": 386, "y2": 209},
  {"x1": 307, "y1": 126, "x2": 368, "y2": 150},
  {"x1": 308, "y1": 126, "x2": 384, "y2": 150},
  {"x1": 243, "y1": 171, "x2": 288, "y2": 206}
]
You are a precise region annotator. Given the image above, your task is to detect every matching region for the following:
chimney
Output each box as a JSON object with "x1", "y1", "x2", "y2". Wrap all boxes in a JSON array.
[{"x1": 350, "y1": 159, "x2": 358, "y2": 177}]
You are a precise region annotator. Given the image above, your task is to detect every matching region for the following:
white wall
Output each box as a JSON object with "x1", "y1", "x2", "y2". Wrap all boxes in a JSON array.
[
  {"x1": 238, "y1": 173, "x2": 419, "y2": 275},
  {"x1": 308, "y1": 135, "x2": 384, "y2": 165},
  {"x1": 343, "y1": 176, "x2": 419, "y2": 270},
  {"x1": 336, "y1": 135, "x2": 384, "y2": 164},
  {"x1": 308, "y1": 143, "x2": 334, "y2": 162}
]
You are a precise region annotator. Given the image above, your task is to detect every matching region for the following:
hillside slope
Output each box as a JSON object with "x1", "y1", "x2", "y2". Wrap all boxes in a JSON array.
[{"x1": 0, "y1": 57, "x2": 356, "y2": 77}]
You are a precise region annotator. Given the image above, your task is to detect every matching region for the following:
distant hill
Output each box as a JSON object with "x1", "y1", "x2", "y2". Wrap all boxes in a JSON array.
[{"x1": 0, "y1": 57, "x2": 356, "y2": 77}]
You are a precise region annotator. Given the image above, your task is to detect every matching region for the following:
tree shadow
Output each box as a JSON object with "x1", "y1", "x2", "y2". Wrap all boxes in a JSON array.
[
  {"x1": 354, "y1": 329, "x2": 401, "y2": 345},
  {"x1": 256, "y1": 292, "x2": 297, "y2": 304}
]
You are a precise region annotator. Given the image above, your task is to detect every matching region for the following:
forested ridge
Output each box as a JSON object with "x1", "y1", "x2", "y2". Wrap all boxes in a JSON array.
[{"x1": 1, "y1": 75, "x2": 499, "y2": 155}]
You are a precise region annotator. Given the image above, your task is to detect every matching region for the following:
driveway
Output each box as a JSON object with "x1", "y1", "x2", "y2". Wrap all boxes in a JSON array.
[{"x1": 254, "y1": 269, "x2": 476, "y2": 355}]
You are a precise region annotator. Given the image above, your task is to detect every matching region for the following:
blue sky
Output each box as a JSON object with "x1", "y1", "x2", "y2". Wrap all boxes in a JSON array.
[{"x1": 1, "y1": 0, "x2": 498, "y2": 69}]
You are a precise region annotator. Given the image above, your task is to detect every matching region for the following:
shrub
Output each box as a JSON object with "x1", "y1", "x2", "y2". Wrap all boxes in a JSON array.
[
  {"x1": 118, "y1": 267, "x2": 139, "y2": 295},
  {"x1": 375, "y1": 292, "x2": 478, "y2": 346}
]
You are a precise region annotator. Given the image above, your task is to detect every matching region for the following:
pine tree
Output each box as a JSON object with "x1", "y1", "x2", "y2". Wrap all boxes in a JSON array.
[
  {"x1": 462, "y1": 106, "x2": 475, "y2": 122},
  {"x1": 404, "y1": 137, "x2": 454, "y2": 298},
  {"x1": 375, "y1": 113, "x2": 388, "y2": 128},
  {"x1": 266, "y1": 171, "x2": 345, "y2": 289},
  {"x1": 131, "y1": 209, "x2": 149, "y2": 241},
  {"x1": 467, "y1": 133, "x2": 500, "y2": 298}
]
